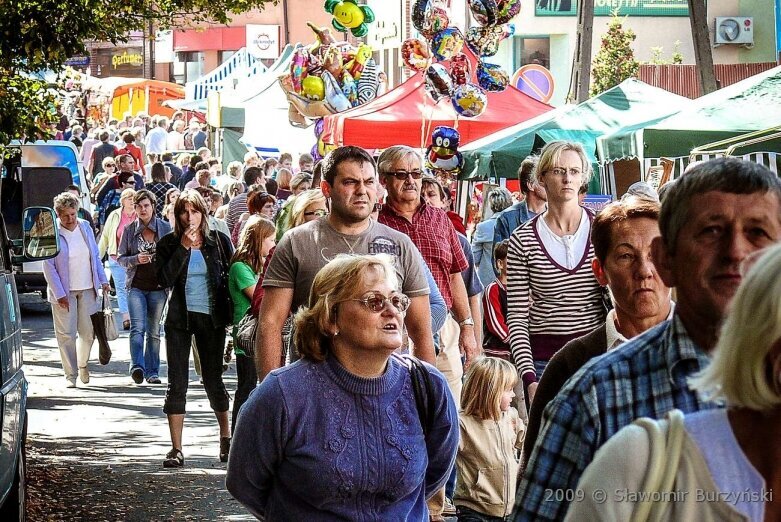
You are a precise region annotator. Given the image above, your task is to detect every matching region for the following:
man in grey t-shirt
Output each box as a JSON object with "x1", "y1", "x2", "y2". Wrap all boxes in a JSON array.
[{"x1": 256, "y1": 146, "x2": 434, "y2": 380}]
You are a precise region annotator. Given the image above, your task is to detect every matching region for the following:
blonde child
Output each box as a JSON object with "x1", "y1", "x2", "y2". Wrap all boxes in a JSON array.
[{"x1": 454, "y1": 357, "x2": 525, "y2": 521}]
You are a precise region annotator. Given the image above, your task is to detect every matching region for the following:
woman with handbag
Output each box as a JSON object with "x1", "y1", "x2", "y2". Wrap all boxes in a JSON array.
[
  {"x1": 43, "y1": 192, "x2": 110, "y2": 388},
  {"x1": 98, "y1": 187, "x2": 136, "y2": 330},
  {"x1": 228, "y1": 215, "x2": 275, "y2": 431},
  {"x1": 227, "y1": 254, "x2": 459, "y2": 520},
  {"x1": 117, "y1": 189, "x2": 172, "y2": 385},
  {"x1": 567, "y1": 244, "x2": 781, "y2": 521},
  {"x1": 155, "y1": 190, "x2": 234, "y2": 468}
]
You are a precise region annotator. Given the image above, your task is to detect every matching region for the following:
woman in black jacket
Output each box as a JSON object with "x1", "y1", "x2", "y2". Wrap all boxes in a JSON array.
[{"x1": 155, "y1": 190, "x2": 234, "y2": 468}]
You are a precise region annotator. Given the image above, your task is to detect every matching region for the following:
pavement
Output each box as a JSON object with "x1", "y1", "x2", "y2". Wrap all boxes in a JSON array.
[{"x1": 20, "y1": 293, "x2": 251, "y2": 521}]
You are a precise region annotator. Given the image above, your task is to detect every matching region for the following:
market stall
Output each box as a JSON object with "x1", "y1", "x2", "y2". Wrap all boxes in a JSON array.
[{"x1": 82, "y1": 77, "x2": 184, "y2": 120}]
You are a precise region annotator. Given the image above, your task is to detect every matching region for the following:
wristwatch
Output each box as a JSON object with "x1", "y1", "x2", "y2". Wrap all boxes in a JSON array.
[{"x1": 458, "y1": 317, "x2": 475, "y2": 327}]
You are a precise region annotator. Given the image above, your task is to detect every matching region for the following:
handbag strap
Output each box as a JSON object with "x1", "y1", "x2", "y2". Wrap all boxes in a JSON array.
[
  {"x1": 399, "y1": 354, "x2": 435, "y2": 438},
  {"x1": 632, "y1": 409, "x2": 686, "y2": 522}
]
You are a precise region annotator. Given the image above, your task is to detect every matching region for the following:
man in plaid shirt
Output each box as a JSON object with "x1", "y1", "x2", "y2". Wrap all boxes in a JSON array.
[{"x1": 514, "y1": 158, "x2": 781, "y2": 521}]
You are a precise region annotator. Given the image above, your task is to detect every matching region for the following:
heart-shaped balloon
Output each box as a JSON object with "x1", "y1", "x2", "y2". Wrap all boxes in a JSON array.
[
  {"x1": 425, "y1": 63, "x2": 454, "y2": 102},
  {"x1": 451, "y1": 83, "x2": 487, "y2": 118},
  {"x1": 449, "y1": 53, "x2": 471, "y2": 86},
  {"x1": 477, "y1": 61, "x2": 509, "y2": 92},
  {"x1": 468, "y1": 0, "x2": 498, "y2": 26},
  {"x1": 401, "y1": 38, "x2": 431, "y2": 71},
  {"x1": 430, "y1": 27, "x2": 464, "y2": 61},
  {"x1": 495, "y1": 0, "x2": 522, "y2": 25}
]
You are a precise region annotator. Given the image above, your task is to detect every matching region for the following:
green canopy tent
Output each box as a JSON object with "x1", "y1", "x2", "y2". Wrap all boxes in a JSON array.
[
  {"x1": 598, "y1": 65, "x2": 781, "y2": 186},
  {"x1": 459, "y1": 78, "x2": 689, "y2": 195}
]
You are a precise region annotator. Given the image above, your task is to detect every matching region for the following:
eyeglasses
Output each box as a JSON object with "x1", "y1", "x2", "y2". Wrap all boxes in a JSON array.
[
  {"x1": 385, "y1": 170, "x2": 423, "y2": 180},
  {"x1": 105, "y1": 164, "x2": 116, "y2": 168},
  {"x1": 351, "y1": 292, "x2": 410, "y2": 313},
  {"x1": 549, "y1": 167, "x2": 583, "y2": 177},
  {"x1": 304, "y1": 209, "x2": 328, "y2": 217}
]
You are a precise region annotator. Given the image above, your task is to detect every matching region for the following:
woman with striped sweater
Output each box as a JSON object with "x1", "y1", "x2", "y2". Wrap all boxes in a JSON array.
[{"x1": 506, "y1": 141, "x2": 606, "y2": 405}]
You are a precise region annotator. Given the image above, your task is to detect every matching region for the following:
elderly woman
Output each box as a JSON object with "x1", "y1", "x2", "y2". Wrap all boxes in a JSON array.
[
  {"x1": 506, "y1": 141, "x2": 606, "y2": 405},
  {"x1": 43, "y1": 192, "x2": 110, "y2": 387},
  {"x1": 227, "y1": 254, "x2": 458, "y2": 520},
  {"x1": 117, "y1": 190, "x2": 172, "y2": 385},
  {"x1": 98, "y1": 187, "x2": 136, "y2": 330},
  {"x1": 471, "y1": 187, "x2": 513, "y2": 286},
  {"x1": 155, "y1": 190, "x2": 234, "y2": 468},
  {"x1": 568, "y1": 243, "x2": 781, "y2": 521}
]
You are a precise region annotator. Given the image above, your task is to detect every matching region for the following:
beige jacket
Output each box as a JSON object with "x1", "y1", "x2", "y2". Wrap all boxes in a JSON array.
[
  {"x1": 567, "y1": 420, "x2": 750, "y2": 521},
  {"x1": 454, "y1": 408, "x2": 525, "y2": 518}
]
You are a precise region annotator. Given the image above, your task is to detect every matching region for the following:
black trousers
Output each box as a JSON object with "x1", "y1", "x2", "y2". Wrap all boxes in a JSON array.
[
  {"x1": 163, "y1": 312, "x2": 230, "y2": 415},
  {"x1": 231, "y1": 352, "x2": 258, "y2": 432}
]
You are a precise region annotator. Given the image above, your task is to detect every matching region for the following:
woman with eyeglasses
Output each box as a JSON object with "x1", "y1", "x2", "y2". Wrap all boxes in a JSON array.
[
  {"x1": 505, "y1": 141, "x2": 606, "y2": 407},
  {"x1": 227, "y1": 254, "x2": 458, "y2": 520},
  {"x1": 90, "y1": 157, "x2": 117, "y2": 200},
  {"x1": 275, "y1": 188, "x2": 328, "y2": 241}
]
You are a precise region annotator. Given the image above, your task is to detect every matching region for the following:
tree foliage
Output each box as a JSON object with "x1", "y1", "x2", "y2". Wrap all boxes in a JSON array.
[
  {"x1": 0, "y1": 0, "x2": 276, "y2": 148},
  {"x1": 589, "y1": 13, "x2": 640, "y2": 97}
]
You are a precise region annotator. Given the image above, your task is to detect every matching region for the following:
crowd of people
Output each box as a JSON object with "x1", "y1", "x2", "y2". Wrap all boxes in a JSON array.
[{"x1": 42, "y1": 115, "x2": 781, "y2": 521}]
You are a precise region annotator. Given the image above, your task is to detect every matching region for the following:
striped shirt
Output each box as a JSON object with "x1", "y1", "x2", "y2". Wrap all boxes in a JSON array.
[
  {"x1": 481, "y1": 280, "x2": 512, "y2": 360},
  {"x1": 226, "y1": 193, "x2": 248, "y2": 235},
  {"x1": 506, "y1": 212, "x2": 605, "y2": 385}
]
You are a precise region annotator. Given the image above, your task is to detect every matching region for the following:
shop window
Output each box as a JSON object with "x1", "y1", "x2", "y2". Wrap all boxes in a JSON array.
[
  {"x1": 513, "y1": 37, "x2": 550, "y2": 69},
  {"x1": 172, "y1": 51, "x2": 204, "y2": 85},
  {"x1": 219, "y1": 50, "x2": 237, "y2": 64}
]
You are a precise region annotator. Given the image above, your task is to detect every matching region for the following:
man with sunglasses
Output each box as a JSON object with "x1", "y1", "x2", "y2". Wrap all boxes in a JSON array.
[{"x1": 257, "y1": 146, "x2": 436, "y2": 380}]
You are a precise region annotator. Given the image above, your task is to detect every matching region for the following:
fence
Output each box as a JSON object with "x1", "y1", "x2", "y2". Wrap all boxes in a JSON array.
[{"x1": 637, "y1": 62, "x2": 777, "y2": 98}]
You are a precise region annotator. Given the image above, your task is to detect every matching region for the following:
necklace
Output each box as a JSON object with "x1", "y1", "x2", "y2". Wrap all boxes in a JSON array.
[{"x1": 341, "y1": 236, "x2": 360, "y2": 254}]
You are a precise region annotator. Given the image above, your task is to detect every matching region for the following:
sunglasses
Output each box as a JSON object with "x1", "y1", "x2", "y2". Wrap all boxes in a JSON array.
[
  {"x1": 385, "y1": 170, "x2": 423, "y2": 180},
  {"x1": 351, "y1": 292, "x2": 410, "y2": 313},
  {"x1": 105, "y1": 164, "x2": 116, "y2": 168},
  {"x1": 304, "y1": 209, "x2": 328, "y2": 217}
]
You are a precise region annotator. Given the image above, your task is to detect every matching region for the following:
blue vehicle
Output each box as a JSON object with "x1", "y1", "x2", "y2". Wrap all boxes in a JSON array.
[{"x1": 0, "y1": 205, "x2": 60, "y2": 520}]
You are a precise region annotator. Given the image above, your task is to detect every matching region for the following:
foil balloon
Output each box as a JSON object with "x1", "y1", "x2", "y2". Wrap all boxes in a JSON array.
[
  {"x1": 425, "y1": 4, "x2": 450, "y2": 36},
  {"x1": 314, "y1": 117, "x2": 325, "y2": 137},
  {"x1": 301, "y1": 75, "x2": 326, "y2": 101},
  {"x1": 449, "y1": 53, "x2": 471, "y2": 86},
  {"x1": 468, "y1": 0, "x2": 498, "y2": 26},
  {"x1": 411, "y1": 0, "x2": 430, "y2": 36},
  {"x1": 345, "y1": 44, "x2": 372, "y2": 80},
  {"x1": 322, "y1": 70, "x2": 352, "y2": 112},
  {"x1": 401, "y1": 38, "x2": 431, "y2": 71},
  {"x1": 477, "y1": 61, "x2": 509, "y2": 92},
  {"x1": 495, "y1": 0, "x2": 522, "y2": 25},
  {"x1": 356, "y1": 58, "x2": 380, "y2": 104},
  {"x1": 341, "y1": 70, "x2": 358, "y2": 106},
  {"x1": 426, "y1": 126, "x2": 463, "y2": 175},
  {"x1": 425, "y1": 63, "x2": 453, "y2": 102},
  {"x1": 324, "y1": 0, "x2": 376, "y2": 38},
  {"x1": 465, "y1": 25, "x2": 507, "y2": 57},
  {"x1": 311, "y1": 142, "x2": 322, "y2": 163},
  {"x1": 290, "y1": 47, "x2": 310, "y2": 93},
  {"x1": 430, "y1": 27, "x2": 464, "y2": 61},
  {"x1": 451, "y1": 83, "x2": 487, "y2": 118},
  {"x1": 322, "y1": 45, "x2": 343, "y2": 79}
]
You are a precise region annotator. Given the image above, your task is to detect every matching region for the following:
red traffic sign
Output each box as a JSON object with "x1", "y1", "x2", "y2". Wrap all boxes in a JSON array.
[{"x1": 512, "y1": 64, "x2": 555, "y2": 104}]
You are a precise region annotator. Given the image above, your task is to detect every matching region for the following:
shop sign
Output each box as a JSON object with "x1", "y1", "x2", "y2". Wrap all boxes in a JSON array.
[
  {"x1": 112, "y1": 50, "x2": 143, "y2": 69},
  {"x1": 536, "y1": 0, "x2": 689, "y2": 17},
  {"x1": 65, "y1": 56, "x2": 90, "y2": 67},
  {"x1": 246, "y1": 24, "x2": 280, "y2": 59}
]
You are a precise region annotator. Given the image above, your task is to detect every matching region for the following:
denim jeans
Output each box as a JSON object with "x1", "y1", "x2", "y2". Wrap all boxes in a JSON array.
[
  {"x1": 456, "y1": 505, "x2": 506, "y2": 522},
  {"x1": 107, "y1": 257, "x2": 129, "y2": 314},
  {"x1": 163, "y1": 312, "x2": 230, "y2": 415},
  {"x1": 127, "y1": 287, "x2": 166, "y2": 378}
]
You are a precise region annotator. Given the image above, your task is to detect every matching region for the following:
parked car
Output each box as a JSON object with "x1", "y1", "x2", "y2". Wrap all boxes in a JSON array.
[{"x1": 0, "y1": 205, "x2": 60, "y2": 520}]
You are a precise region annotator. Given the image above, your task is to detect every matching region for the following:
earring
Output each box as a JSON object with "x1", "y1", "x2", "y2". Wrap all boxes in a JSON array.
[{"x1": 332, "y1": 330, "x2": 339, "y2": 337}]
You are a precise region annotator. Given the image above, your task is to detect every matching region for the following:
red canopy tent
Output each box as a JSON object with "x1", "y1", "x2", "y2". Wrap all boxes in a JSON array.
[{"x1": 321, "y1": 73, "x2": 553, "y2": 150}]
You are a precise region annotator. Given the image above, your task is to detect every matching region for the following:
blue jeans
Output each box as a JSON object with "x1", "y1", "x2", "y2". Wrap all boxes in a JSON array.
[
  {"x1": 107, "y1": 257, "x2": 129, "y2": 314},
  {"x1": 128, "y1": 288, "x2": 166, "y2": 378}
]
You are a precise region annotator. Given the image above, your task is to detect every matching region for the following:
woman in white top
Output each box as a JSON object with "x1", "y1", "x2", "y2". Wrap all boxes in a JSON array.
[
  {"x1": 568, "y1": 243, "x2": 781, "y2": 522},
  {"x1": 43, "y1": 192, "x2": 110, "y2": 387}
]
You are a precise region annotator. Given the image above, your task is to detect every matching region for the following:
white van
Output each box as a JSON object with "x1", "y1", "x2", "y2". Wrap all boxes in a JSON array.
[{"x1": 0, "y1": 141, "x2": 91, "y2": 295}]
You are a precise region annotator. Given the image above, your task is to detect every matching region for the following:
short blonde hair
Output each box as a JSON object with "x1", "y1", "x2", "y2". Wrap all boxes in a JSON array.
[
  {"x1": 461, "y1": 357, "x2": 518, "y2": 421},
  {"x1": 293, "y1": 254, "x2": 399, "y2": 362},
  {"x1": 534, "y1": 140, "x2": 592, "y2": 186},
  {"x1": 119, "y1": 188, "x2": 136, "y2": 205},
  {"x1": 288, "y1": 189, "x2": 327, "y2": 229},
  {"x1": 689, "y1": 243, "x2": 781, "y2": 411}
]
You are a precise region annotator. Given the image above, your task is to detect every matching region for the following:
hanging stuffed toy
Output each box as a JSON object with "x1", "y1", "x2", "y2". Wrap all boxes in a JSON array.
[{"x1": 324, "y1": 0, "x2": 376, "y2": 38}]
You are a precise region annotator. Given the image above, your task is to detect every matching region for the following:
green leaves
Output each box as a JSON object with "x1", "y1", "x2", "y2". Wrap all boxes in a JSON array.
[
  {"x1": 0, "y1": 0, "x2": 277, "y2": 143},
  {"x1": 590, "y1": 13, "x2": 640, "y2": 97}
]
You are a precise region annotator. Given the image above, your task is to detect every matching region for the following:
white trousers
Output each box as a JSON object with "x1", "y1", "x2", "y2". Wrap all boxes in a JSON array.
[{"x1": 51, "y1": 289, "x2": 99, "y2": 379}]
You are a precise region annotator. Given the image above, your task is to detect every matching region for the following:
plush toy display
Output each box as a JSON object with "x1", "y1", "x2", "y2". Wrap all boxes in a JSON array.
[{"x1": 426, "y1": 126, "x2": 464, "y2": 175}]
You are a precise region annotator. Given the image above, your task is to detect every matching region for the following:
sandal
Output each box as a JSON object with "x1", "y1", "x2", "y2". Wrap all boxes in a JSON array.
[
  {"x1": 163, "y1": 448, "x2": 184, "y2": 468},
  {"x1": 219, "y1": 437, "x2": 231, "y2": 463}
]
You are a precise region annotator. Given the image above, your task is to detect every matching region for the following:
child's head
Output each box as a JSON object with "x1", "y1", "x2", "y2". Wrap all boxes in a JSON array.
[
  {"x1": 494, "y1": 240, "x2": 509, "y2": 276},
  {"x1": 461, "y1": 357, "x2": 518, "y2": 420}
]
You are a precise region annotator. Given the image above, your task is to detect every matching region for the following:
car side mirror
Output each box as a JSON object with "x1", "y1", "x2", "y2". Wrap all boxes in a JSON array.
[{"x1": 17, "y1": 207, "x2": 60, "y2": 262}]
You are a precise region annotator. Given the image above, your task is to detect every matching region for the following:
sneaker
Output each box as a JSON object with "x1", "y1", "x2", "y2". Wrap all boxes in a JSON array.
[
  {"x1": 163, "y1": 448, "x2": 184, "y2": 468},
  {"x1": 442, "y1": 498, "x2": 457, "y2": 516},
  {"x1": 146, "y1": 376, "x2": 162, "y2": 384},
  {"x1": 66, "y1": 377, "x2": 77, "y2": 388},
  {"x1": 131, "y1": 367, "x2": 144, "y2": 384},
  {"x1": 219, "y1": 437, "x2": 231, "y2": 463},
  {"x1": 78, "y1": 367, "x2": 90, "y2": 384}
]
